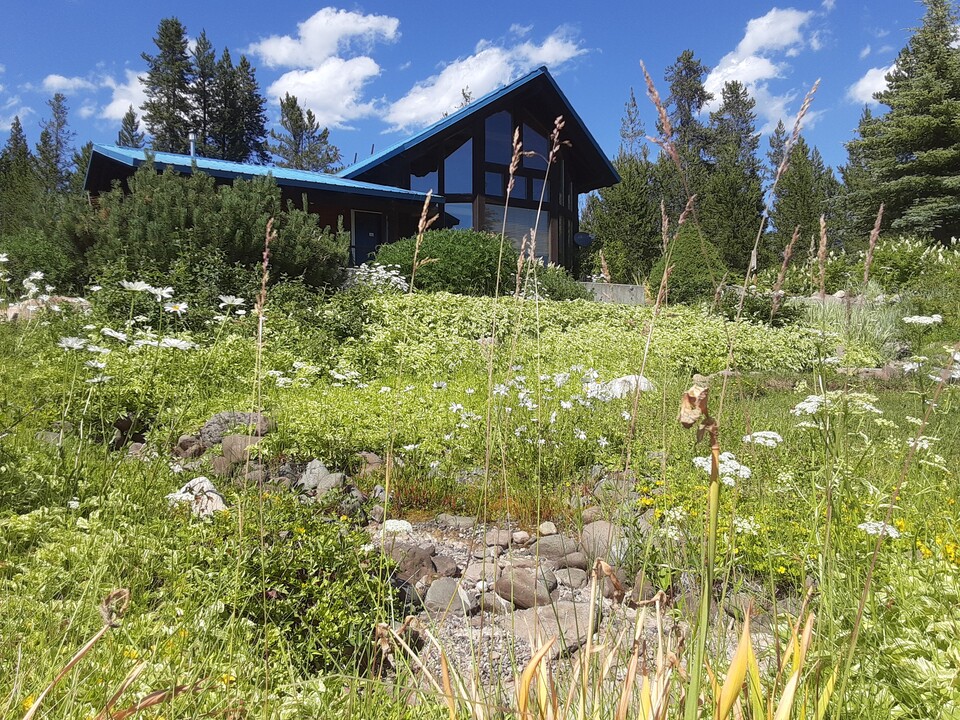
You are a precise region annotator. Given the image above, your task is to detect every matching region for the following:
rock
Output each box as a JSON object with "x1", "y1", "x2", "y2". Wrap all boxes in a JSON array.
[
  {"x1": 297, "y1": 460, "x2": 345, "y2": 499},
  {"x1": 629, "y1": 572, "x2": 657, "y2": 606},
  {"x1": 437, "y1": 513, "x2": 476, "y2": 529},
  {"x1": 372, "y1": 484, "x2": 388, "y2": 502},
  {"x1": 602, "y1": 567, "x2": 629, "y2": 601},
  {"x1": 463, "y1": 561, "x2": 500, "y2": 586},
  {"x1": 495, "y1": 566, "x2": 555, "y2": 609},
  {"x1": 580, "y1": 520, "x2": 627, "y2": 564},
  {"x1": 370, "y1": 504, "x2": 385, "y2": 523},
  {"x1": 556, "y1": 568, "x2": 589, "y2": 589},
  {"x1": 199, "y1": 412, "x2": 275, "y2": 447},
  {"x1": 512, "y1": 530, "x2": 531, "y2": 546},
  {"x1": 431, "y1": 555, "x2": 460, "y2": 578},
  {"x1": 35, "y1": 431, "x2": 63, "y2": 446},
  {"x1": 581, "y1": 506, "x2": 604, "y2": 524},
  {"x1": 221, "y1": 434, "x2": 259, "y2": 465},
  {"x1": 485, "y1": 528, "x2": 512, "y2": 548},
  {"x1": 211, "y1": 455, "x2": 235, "y2": 478},
  {"x1": 529, "y1": 534, "x2": 579, "y2": 561},
  {"x1": 357, "y1": 451, "x2": 384, "y2": 477},
  {"x1": 174, "y1": 434, "x2": 205, "y2": 458},
  {"x1": 166, "y1": 477, "x2": 227, "y2": 518},
  {"x1": 126, "y1": 442, "x2": 147, "y2": 457},
  {"x1": 473, "y1": 544, "x2": 502, "y2": 559},
  {"x1": 556, "y1": 552, "x2": 589, "y2": 571},
  {"x1": 833, "y1": 289, "x2": 847, "y2": 299},
  {"x1": 479, "y1": 591, "x2": 514, "y2": 614},
  {"x1": 584, "y1": 374, "x2": 654, "y2": 401},
  {"x1": 510, "y1": 601, "x2": 599, "y2": 659},
  {"x1": 338, "y1": 487, "x2": 366, "y2": 518},
  {"x1": 383, "y1": 519, "x2": 414, "y2": 535},
  {"x1": 538, "y1": 521, "x2": 558, "y2": 536},
  {"x1": 424, "y1": 577, "x2": 478, "y2": 616}
]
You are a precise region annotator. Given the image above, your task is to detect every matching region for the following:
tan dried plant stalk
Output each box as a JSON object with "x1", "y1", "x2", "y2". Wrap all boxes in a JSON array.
[
  {"x1": 599, "y1": 250, "x2": 612, "y2": 283},
  {"x1": 817, "y1": 214, "x2": 828, "y2": 299},
  {"x1": 773, "y1": 80, "x2": 820, "y2": 188},
  {"x1": 660, "y1": 199, "x2": 669, "y2": 253},
  {"x1": 770, "y1": 225, "x2": 800, "y2": 319},
  {"x1": 410, "y1": 189, "x2": 438, "y2": 293},
  {"x1": 640, "y1": 61, "x2": 680, "y2": 173},
  {"x1": 862, "y1": 203, "x2": 885, "y2": 287}
]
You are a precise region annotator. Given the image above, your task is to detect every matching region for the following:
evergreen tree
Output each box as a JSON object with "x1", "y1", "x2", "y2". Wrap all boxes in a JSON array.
[
  {"x1": 141, "y1": 17, "x2": 193, "y2": 153},
  {"x1": 0, "y1": 116, "x2": 41, "y2": 234},
  {"x1": 189, "y1": 30, "x2": 217, "y2": 155},
  {"x1": 235, "y1": 55, "x2": 268, "y2": 163},
  {"x1": 117, "y1": 105, "x2": 146, "y2": 148},
  {"x1": 35, "y1": 93, "x2": 74, "y2": 195},
  {"x1": 768, "y1": 137, "x2": 832, "y2": 260},
  {"x1": 68, "y1": 141, "x2": 93, "y2": 196},
  {"x1": 269, "y1": 93, "x2": 342, "y2": 171},
  {"x1": 765, "y1": 119, "x2": 788, "y2": 182},
  {"x1": 844, "y1": 0, "x2": 960, "y2": 242},
  {"x1": 208, "y1": 49, "x2": 268, "y2": 163}
]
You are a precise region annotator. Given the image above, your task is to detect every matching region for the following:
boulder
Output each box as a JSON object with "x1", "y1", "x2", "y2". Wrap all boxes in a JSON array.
[
  {"x1": 512, "y1": 530, "x2": 531, "y2": 546},
  {"x1": 510, "y1": 600, "x2": 600, "y2": 659},
  {"x1": 424, "y1": 577, "x2": 477, "y2": 616},
  {"x1": 437, "y1": 513, "x2": 476, "y2": 529},
  {"x1": 485, "y1": 528, "x2": 512, "y2": 548},
  {"x1": 463, "y1": 561, "x2": 500, "y2": 586},
  {"x1": 370, "y1": 504, "x2": 385, "y2": 524},
  {"x1": 495, "y1": 566, "x2": 556, "y2": 609},
  {"x1": 166, "y1": 477, "x2": 227, "y2": 518},
  {"x1": 174, "y1": 434, "x2": 205, "y2": 458},
  {"x1": 556, "y1": 568, "x2": 589, "y2": 589},
  {"x1": 602, "y1": 566, "x2": 629, "y2": 601},
  {"x1": 357, "y1": 451, "x2": 384, "y2": 477},
  {"x1": 199, "y1": 411, "x2": 275, "y2": 447},
  {"x1": 529, "y1": 534, "x2": 579, "y2": 561},
  {"x1": 581, "y1": 506, "x2": 604, "y2": 524},
  {"x1": 211, "y1": 455, "x2": 235, "y2": 478},
  {"x1": 629, "y1": 572, "x2": 657, "y2": 607},
  {"x1": 556, "y1": 552, "x2": 590, "y2": 571},
  {"x1": 431, "y1": 555, "x2": 460, "y2": 578},
  {"x1": 221, "y1": 434, "x2": 259, "y2": 465},
  {"x1": 580, "y1": 520, "x2": 627, "y2": 564},
  {"x1": 538, "y1": 521, "x2": 558, "y2": 536}
]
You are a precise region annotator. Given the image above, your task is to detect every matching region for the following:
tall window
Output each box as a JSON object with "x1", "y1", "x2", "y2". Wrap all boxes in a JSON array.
[
  {"x1": 482, "y1": 204, "x2": 549, "y2": 260},
  {"x1": 444, "y1": 138, "x2": 472, "y2": 194},
  {"x1": 522, "y1": 124, "x2": 548, "y2": 171},
  {"x1": 485, "y1": 111, "x2": 512, "y2": 164}
]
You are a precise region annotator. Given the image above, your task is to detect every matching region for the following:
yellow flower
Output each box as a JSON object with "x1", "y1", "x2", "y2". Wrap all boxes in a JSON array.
[
  {"x1": 777, "y1": 566, "x2": 786, "y2": 574},
  {"x1": 220, "y1": 673, "x2": 236, "y2": 686},
  {"x1": 339, "y1": 515, "x2": 349, "y2": 522},
  {"x1": 22, "y1": 695, "x2": 36, "y2": 711},
  {"x1": 123, "y1": 647, "x2": 139, "y2": 660},
  {"x1": 894, "y1": 518, "x2": 905, "y2": 532},
  {"x1": 295, "y1": 526, "x2": 306, "y2": 535}
]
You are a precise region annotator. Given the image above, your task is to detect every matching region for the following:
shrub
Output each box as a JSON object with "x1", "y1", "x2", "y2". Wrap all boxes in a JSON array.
[
  {"x1": 648, "y1": 224, "x2": 727, "y2": 303},
  {"x1": 374, "y1": 228, "x2": 518, "y2": 296},
  {"x1": 0, "y1": 227, "x2": 81, "y2": 292},
  {"x1": 522, "y1": 261, "x2": 592, "y2": 301},
  {"x1": 716, "y1": 284, "x2": 804, "y2": 327}
]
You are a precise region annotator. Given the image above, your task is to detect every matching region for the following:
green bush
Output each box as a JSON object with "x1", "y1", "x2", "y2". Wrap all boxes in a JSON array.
[
  {"x1": 523, "y1": 261, "x2": 592, "y2": 301},
  {"x1": 716, "y1": 284, "x2": 804, "y2": 327},
  {"x1": 374, "y1": 228, "x2": 518, "y2": 296},
  {"x1": 0, "y1": 227, "x2": 81, "y2": 292},
  {"x1": 648, "y1": 224, "x2": 727, "y2": 303}
]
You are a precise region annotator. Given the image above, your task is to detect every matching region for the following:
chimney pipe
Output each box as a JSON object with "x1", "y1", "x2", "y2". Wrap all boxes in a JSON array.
[{"x1": 188, "y1": 131, "x2": 196, "y2": 158}]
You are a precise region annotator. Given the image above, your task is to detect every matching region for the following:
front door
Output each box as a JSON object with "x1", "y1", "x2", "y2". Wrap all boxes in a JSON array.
[{"x1": 352, "y1": 211, "x2": 382, "y2": 265}]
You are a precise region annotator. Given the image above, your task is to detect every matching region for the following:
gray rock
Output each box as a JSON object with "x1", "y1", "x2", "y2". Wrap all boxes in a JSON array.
[
  {"x1": 243, "y1": 465, "x2": 268, "y2": 485},
  {"x1": 538, "y1": 521, "x2": 558, "y2": 536},
  {"x1": 529, "y1": 534, "x2": 579, "y2": 560},
  {"x1": 372, "y1": 484, "x2": 388, "y2": 502},
  {"x1": 211, "y1": 455, "x2": 235, "y2": 478},
  {"x1": 556, "y1": 551, "x2": 590, "y2": 571},
  {"x1": 199, "y1": 411, "x2": 275, "y2": 447},
  {"x1": 602, "y1": 566, "x2": 629, "y2": 601},
  {"x1": 370, "y1": 504, "x2": 385, "y2": 523},
  {"x1": 437, "y1": 513, "x2": 476, "y2": 529},
  {"x1": 221, "y1": 434, "x2": 260, "y2": 465},
  {"x1": 166, "y1": 477, "x2": 227, "y2": 518},
  {"x1": 629, "y1": 572, "x2": 657, "y2": 607},
  {"x1": 556, "y1": 568, "x2": 589, "y2": 589},
  {"x1": 473, "y1": 544, "x2": 502, "y2": 559},
  {"x1": 357, "y1": 451, "x2": 384, "y2": 477},
  {"x1": 424, "y1": 577, "x2": 477, "y2": 616},
  {"x1": 580, "y1": 520, "x2": 627, "y2": 564},
  {"x1": 479, "y1": 591, "x2": 514, "y2": 614},
  {"x1": 485, "y1": 528, "x2": 512, "y2": 548},
  {"x1": 431, "y1": 555, "x2": 460, "y2": 578},
  {"x1": 174, "y1": 434, "x2": 205, "y2": 458},
  {"x1": 581, "y1": 506, "x2": 604, "y2": 524},
  {"x1": 463, "y1": 561, "x2": 500, "y2": 586},
  {"x1": 495, "y1": 567, "x2": 555, "y2": 609},
  {"x1": 298, "y1": 461, "x2": 345, "y2": 499},
  {"x1": 510, "y1": 600, "x2": 600, "y2": 660},
  {"x1": 512, "y1": 530, "x2": 531, "y2": 546}
]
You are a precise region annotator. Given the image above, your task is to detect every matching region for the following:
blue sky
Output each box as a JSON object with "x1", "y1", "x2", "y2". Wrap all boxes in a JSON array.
[{"x1": 0, "y1": 1, "x2": 921, "y2": 173}]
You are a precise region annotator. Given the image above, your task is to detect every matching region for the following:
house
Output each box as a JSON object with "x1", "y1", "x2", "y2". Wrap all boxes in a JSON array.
[{"x1": 84, "y1": 66, "x2": 619, "y2": 270}]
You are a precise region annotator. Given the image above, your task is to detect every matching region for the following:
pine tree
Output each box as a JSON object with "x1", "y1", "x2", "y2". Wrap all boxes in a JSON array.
[
  {"x1": 0, "y1": 116, "x2": 41, "y2": 234},
  {"x1": 117, "y1": 105, "x2": 146, "y2": 148},
  {"x1": 141, "y1": 17, "x2": 193, "y2": 153},
  {"x1": 235, "y1": 55, "x2": 268, "y2": 163},
  {"x1": 68, "y1": 141, "x2": 93, "y2": 196},
  {"x1": 208, "y1": 49, "x2": 268, "y2": 163},
  {"x1": 269, "y1": 93, "x2": 342, "y2": 172},
  {"x1": 844, "y1": 0, "x2": 960, "y2": 243},
  {"x1": 190, "y1": 30, "x2": 217, "y2": 155},
  {"x1": 765, "y1": 119, "x2": 788, "y2": 182},
  {"x1": 35, "y1": 93, "x2": 74, "y2": 195},
  {"x1": 768, "y1": 137, "x2": 829, "y2": 260}
]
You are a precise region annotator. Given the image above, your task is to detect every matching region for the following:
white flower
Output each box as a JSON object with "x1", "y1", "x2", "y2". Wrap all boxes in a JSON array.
[
  {"x1": 693, "y1": 451, "x2": 751, "y2": 485},
  {"x1": 553, "y1": 372, "x2": 569, "y2": 387},
  {"x1": 449, "y1": 402, "x2": 464, "y2": 413},
  {"x1": 86, "y1": 345, "x2": 111, "y2": 355},
  {"x1": 276, "y1": 376, "x2": 294, "y2": 387},
  {"x1": 857, "y1": 520, "x2": 900, "y2": 539},
  {"x1": 401, "y1": 444, "x2": 419, "y2": 452},
  {"x1": 86, "y1": 374, "x2": 112, "y2": 384},
  {"x1": 27, "y1": 271, "x2": 44, "y2": 281},
  {"x1": 85, "y1": 360, "x2": 107, "y2": 369},
  {"x1": 574, "y1": 428, "x2": 587, "y2": 441},
  {"x1": 742, "y1": 431, "x2": 783, "y2": 448},
  {"x1": 465, "y1": 387, "x2": 475, "y2": 395},
  {"x1": 621, "y1": 410, "x2": 632, "y2": 421},
  {"x1": 493, "y1": 384, "x2": 508, "y2": 396},
  {"x1": 597, "y1": 436, "x2": 609, "y2": 448},
  {"x1": 432, "y1": 381, "x2": 447, "y2": 390},
  {"x1": 0, "y1": 253, "x2": 7, "y2": 263},
  {"x1": 902, "y1": 314, "x2": 942, "y2": 325},
  {"x1": 133, "y1": 338, "x2": 159, "y2": 347},
  {"x1": 560, "y1": 400, "x2": 573, "y2": 410},
  {"x1": 903, "y1": 361, "x2": 921, "y2": 373},
  {"x1": 88, "y1": 285, "x2": 102, "y2": 292},
  {"x1": 150, "y1": 286, "x2": 174, "y2": 301},
  {"x1": 234, "y1": 309, "x2": 246, "y2": 316},
  {"x1": 66, "y1": 498, "x2": 80, "y2": 510},
  {"x1": 101, "y1": 328, "x2": 128, "y2": 342},
  {"x1": 379, "y1": 386, "x2": 392, "y2": 394},
  {"x1": 907, "y1": 436, "x2": 937, "y2": 451},
  {"x1": 120, "y1": 280, "x2": 152, "y2": 292},
  {"x1": 733, "y1": 516, "x2": 760, "y2": 536},
  {"x1": 549, "y1": 411, "x2": 557, "y2": 424},
  {"x1": 218, "y1": 295, "x2": 245, "y2": 308},
  {"x1": 791, "y1": 395, "x2": 826, "y2": 415},
  {"x1": 164, "y1": 301, "x2": 188, "y2": 316},
  {"x1": 159, "y1": 337, "x2": 195, "y2": 350},
  {"x1": 58, "y1": 336, "x2": 87, "y2": 351}
]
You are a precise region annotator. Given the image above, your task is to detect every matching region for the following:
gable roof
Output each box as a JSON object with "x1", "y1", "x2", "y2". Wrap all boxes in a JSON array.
[
  {"x1": 338, "y1": 66, "x2": 619, "y2": 193},
  {"x1": 85, "y1": 144, "x2": 437, "y2": 202}
]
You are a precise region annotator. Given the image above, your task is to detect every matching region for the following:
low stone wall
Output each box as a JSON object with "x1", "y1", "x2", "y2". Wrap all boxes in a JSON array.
[{"x1": 580, "y1": 282, "x2": 646, "y2": 306}]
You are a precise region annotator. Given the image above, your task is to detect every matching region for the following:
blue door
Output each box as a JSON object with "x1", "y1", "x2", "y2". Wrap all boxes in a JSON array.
[{"x1": 353, "y1": 211, "x2": 382, "y2": 265}]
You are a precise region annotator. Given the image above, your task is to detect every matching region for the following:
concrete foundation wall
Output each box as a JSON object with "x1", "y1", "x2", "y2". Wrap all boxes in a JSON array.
[{"x1": 580, "y1": 282, "x2": 647, "y2": 305}]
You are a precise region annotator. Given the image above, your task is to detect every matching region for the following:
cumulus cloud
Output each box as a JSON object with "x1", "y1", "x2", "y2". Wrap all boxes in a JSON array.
[
  {"x1": 248, "y1": 7, "x2": 399, "y2": 69},
  {"x1": 42, "y1": 74, "x2": 97, "y2": 93},
  {"x1": 100, "y1": 69, "x2": 147, "y2": 121},
  {"x1": 847, "y1": 64, "x2": 894, "y2": 105},
  {"x1": 77, "y1": 101, "x2": 97, "y2": 119},
  {"x1": 248, "y1": 7, "x2": 400, "y2": 128},
  {"x1": 0, "y1": 95, "x2": 34, "y2": 131},
  {"x1": 704, "y1": 7, "x2": 816, "y2": 132},
  {"x1": 859, "y1": 44, "x2": 872, "y2": 59},
  {"x1": 385, "y1": 29, "x2": 585, "y2": 131},
  {"x1": 822, "y1": 0, "x2": 836, "y2": 10}
]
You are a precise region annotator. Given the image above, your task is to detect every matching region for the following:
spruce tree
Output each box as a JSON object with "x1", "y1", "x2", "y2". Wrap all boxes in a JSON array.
[
  {"x1": 844, "y1": 0, "x2": 960, "y2": 242},
  {"x1": 117, "y1": 105, "x2": 146, "y2": 148},
  {"x1": 0, "y1": 116, "x2": 41, "y2": 234},
  {"x1": 189, "y1": 30, "x2": 217, "y2": 155},
  {"x1": 765, "y1": 119, "x2": 788, "y2": 182},
  {"x1": 141, "y1": 17, "x2": 193, "y2": 153},
  {"x1": 35, "y1": 93, "x2": 74, "y2": 195},
  {"x1": 236, "y1": 55, "x2": 268, "y2": 163},
  {"x1": 208, "y1": 49, "x2": 268, "y2": 163},
  {"x1": 768, "y1": 137, "x2": 827, "y2": 260},
  {"x1": 68, "y1": 141, "x2": 93, "y2": 196},
  {"x1": 269, "y1": 93, "x2": 342, "y2": 172}
]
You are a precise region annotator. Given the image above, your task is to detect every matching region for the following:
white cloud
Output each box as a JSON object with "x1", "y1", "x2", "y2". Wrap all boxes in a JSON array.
[
  {"x1": 42, "y1": 74, "x2": 97, "y2": 93},
  {"x1": 859, "y1": 44, "x2": 872, "y2": 59},
  {"x1": 385, "y1": 29, "x2": 585, "y2": 131},
  {"x1": 0, "y1": 96, "x2": 34, "y2": 131},
  {"x1": 266, "y1": 57, "x2": 381, "y2": 128},
  {"x1": 822, "y1": 0, "x2": 836, "y2": 10},
  {"x1": 809, "y1": 31, "x2": 824, "y2": 52},
  {"x1": 100, "y1": 69, "x2": 147, "y2": 121},
  {"x1": 847, "y1": 64, "x2": 894, "y2": 105},
  {"x1": 78, "y1": 101, "x2": 97, "y2": 119},
  {"x1": 510, "y1": 23, "x2": 533, "y2": 37},
  {"x1": 247, "y1": 7, "x2": 399, "y2": 69},
  {"x1": 704, "y1": 8, "x2": 816, "y2": 132}
]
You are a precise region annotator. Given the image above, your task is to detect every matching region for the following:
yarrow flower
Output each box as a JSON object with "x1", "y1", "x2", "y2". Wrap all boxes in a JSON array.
[
  {"x1": 733, "y1": 516, "x2": 761, "y2": 536},
  {"x1": 58, "y1": 336, "x2": 87, "y2": 351},
  {"x1": 857, "y1": 520, "x2": 900, "y2": 539},
  {"x1": 902, "y1": 314, "x2": 942, "y2": 326},
  {"x1": 164, "y1": 301, "x2": 188, "y2": 316},
  {"x1": 693, "y1": 451, "x2": 752, "y2": 487},
  {"x1": 742, "y1": 431, "x2": 783, "y2": 448}
]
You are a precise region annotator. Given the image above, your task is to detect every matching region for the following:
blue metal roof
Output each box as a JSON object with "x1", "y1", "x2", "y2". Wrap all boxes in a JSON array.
[
  {"x1": 89, "y1": 144, "x2": 438, "y2": 202},
  {"x1": 337, "y1": 65, "x2": 619, "y2": 189}
]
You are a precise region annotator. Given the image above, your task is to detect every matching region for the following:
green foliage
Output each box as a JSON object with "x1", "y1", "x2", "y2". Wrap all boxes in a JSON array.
[
  {"x1": 269, "y1": 93, "x2": 342, "y2": 172},
  {"x1": 0, "y1": 117, "x2": 42, "y2": 235},
  {"x1": 0, "y1": 227, "x2": 81, "y2": 290},
  {"x1": 715, "y1": 284, "x2": 804, "y2": 327},
  {"x1": 117, "y1": 106, "x2": 145, "y2": 149},
  {"x1": 524, "y1": 261, "x2": 592, "y2": 301},
  {"x1": 141, "y1": 17, "x2": 193, "y2": 153},
  {"x1": 374, "y1": 228, "x2": 518, "y2": 296},
  {"x1": 648, "y1": 223, "x2": 727, "y2": 303}
]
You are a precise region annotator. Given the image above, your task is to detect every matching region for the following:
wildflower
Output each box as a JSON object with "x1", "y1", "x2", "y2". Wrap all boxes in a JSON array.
[
  {"x1": 549, "y1": 411, "x2": 557, "y2": 424},
  {"x1": 67, "y1": 498, "x2": 80, "y2": 510},
  {"x1": 493, "y1": 384, "x2": 508, "y2": 396},
  {"x1": 742, "y1": 431, "x2": 783, "y2": 448},
  {"x1": 58, "y1": 336, "x2": 87, "y2": 350},
  {"x1": 89, "y1": 284, "x2": 102, "y2": 292},
  {"x1": 0, "y1": 253, "x2": 7, "y2": 262},
  {"x1": 449, "y1": 402, "x2": 464, "y2": 413},
  {"x1": 903, "y1": 361, "x2": 922, "y2": 373},
  {"x1": 902, "y1": 314, "x2": 942, "y2": 325},
  {"x1": 905, "y1": 416, "x2": 923, "y2": 426},
  {"x1": 87, "y1": 344, "x2": 111, "y2": 354},
  {"x1": 101, "y1": 328, "x2": 128, "y2": 342},
  {"x1": 597, "y1": 436, "x2": 609, "y2": 448},
  {"x1": 693, "y1": 451, "x2": 752, "y2": 486},
  {"x1": 159, "y1": 337, "x2": 195, "y2": 350},
  {"x1": 86, "y1": 360, "x2": 107, "y2": 369},
  {"x1": 150, "y1": 286, "x2": 174, "y2": 301},
  {"x1": 553, "y1": 372, "x2": 569, "y2": 387},
  {"x1": 234, "y1": 309, "x2": 247, "y2": 316},
  {"x1": 220, "y1": 673, "x2": 236, "y2": 686},
  {"x1": 791, "y1": 394, "x2": 825, "y2": 415},
  {"x1": 621, "y1": 410, "x2": 631, "y2": 421},
  {"x1": 574, "y1": 428, "x2": 586, "y2": 441},
  {"x1": 276, "y1": 376, "x2": 294, "y2": 388},
  {"x1": 27, "y1": 270, "x2": 44, "y2": 281},
  {"x1": 908, "y1": 436, "x2": 937, "y2": 451},
  {"x1": 86, "y1": 375, "x2": 112, "y2": 384},
  {"x1": 465, "y1": 387, "x2": 475, "y2": 395},
  {"x1": 401, "y1": 443, "x2": 419, "y2": 452},
  {"x1": 733, "y1": 516, "x2": 760, "y2": 536},
  {"x1": 379, "y1": 386, "x2": 392, "y2": 394},
  {"x1": 164, "y1": 301, "x2": 188, "y2": 316},
  {"x1": 858, "y1": 520, "x2": 901, "y2": 539},
  {"x1": 431, "y1": 381, "x2": 447, "y2": 390},
  {"x1": 218, "y1": 295, "x2": 245, "y2": 308},
  {"x1": 120, "y1": 280, "x2": 152, "y2": 292},
  {"x1": 560, "y1": 400, "x2": 573, "y2": 410}
]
